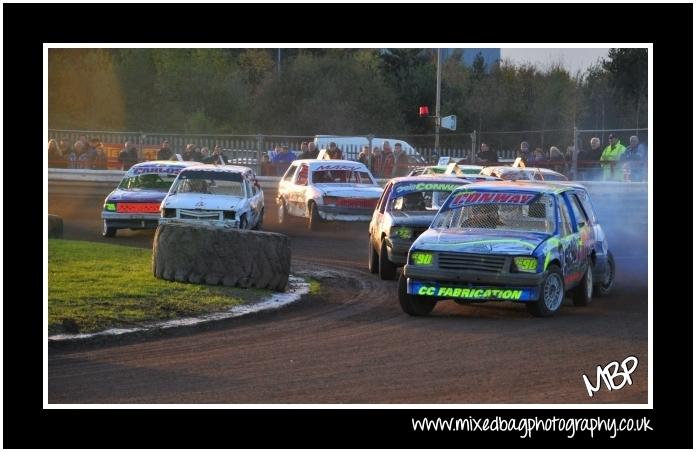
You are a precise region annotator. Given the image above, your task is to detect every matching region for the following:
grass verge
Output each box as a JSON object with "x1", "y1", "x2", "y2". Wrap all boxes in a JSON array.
[{"x1": 48, "y1": 239, "x2": 270, "y2": 335}]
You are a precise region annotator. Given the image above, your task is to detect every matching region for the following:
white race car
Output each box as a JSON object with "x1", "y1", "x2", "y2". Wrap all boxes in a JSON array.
[
  {"x1": 277, "y1": 159, "x2": 383, "y2": 230},
  {"x1": 160, "y1": 165, "x2": 264, "y2": 230}
]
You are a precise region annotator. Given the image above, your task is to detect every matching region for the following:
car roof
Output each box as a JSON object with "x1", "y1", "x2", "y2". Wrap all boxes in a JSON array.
[
  {"x1": 388, "y1": 175, "x2": 473, "y2": 184},
  {"x1": 451, "y1": 180, "x2": 576, "y2": 194},
  {"x1": 294, "y1": 159, "x2": 370, "y2": 170},
  {"x1": 179, "y1": 164, "x2": 252, "y2": 173},
  {"x1": 132, "y1": 160, "x2": 202, "y2": 168}
]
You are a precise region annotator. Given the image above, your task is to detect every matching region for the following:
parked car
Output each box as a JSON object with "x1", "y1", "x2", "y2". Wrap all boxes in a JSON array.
[
  {"x1": 480, "y1": 165, "x2": 568, "y2": 181},
  {"x1": 368, "y1": 176, "x2": 472, "y2": 280},
  {"x1": 408, "y1": 162, "x2": 502, "y2": 182},
  {"x1": 101, "y1": 160, "x2": 203, "y2": 237},
  {"x1": 277, "y1": 159, "x2": 383, "y2": 230},
  {"x1": 160, "y1": 165, "x2": 264, "y2": 230},
  {"x1": 399, "y1": 180, "x2": 615, "y2": 317}
]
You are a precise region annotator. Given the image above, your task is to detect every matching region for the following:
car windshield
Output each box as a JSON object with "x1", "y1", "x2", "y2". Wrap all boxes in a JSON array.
[
  {"x1": 171, "y1": 170, "x2": 245, "y2": 197},
  {"x1": 432, "y1": 192, "x2": 556, "y2": 234},
  {"x1": 388, "y1": 182, "x2": 467, "y2": 213},
  {"x1": 312, "y1": 169, "x2": 374, "y2": 184},
  {"x1": 118, "y1": 173, "x2": 178, "y2": 192}
]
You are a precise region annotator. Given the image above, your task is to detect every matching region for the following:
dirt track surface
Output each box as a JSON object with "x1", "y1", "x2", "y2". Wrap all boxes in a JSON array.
[{"x1": 48, "y1": 187, "x2": 648, "y2": 403}]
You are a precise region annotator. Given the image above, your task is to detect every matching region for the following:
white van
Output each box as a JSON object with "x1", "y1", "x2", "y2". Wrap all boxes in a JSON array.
[{"x1": 313, "y1": 135, "x2": 426, "y2": 164}]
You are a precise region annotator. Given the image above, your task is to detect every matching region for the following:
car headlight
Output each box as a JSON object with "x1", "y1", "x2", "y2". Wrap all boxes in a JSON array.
[
  {"x1": 323, "y1": 196, "x2": 338, "y2": 207},
  {"x1": 223, "y1": 211, "x2": 236, "y2": 220},
  {"x1": 512, "y1": 256, "x2": 538, "y2": 273},
  {"x1": 410, "y1": 251, "x2": 434, "y2": 266},
  {"x1": 390, "y1": 225, "x2": 412, "y2": 240},
  {"x1": 161, "y1": 208, "x2": 176, "y2": 218},
  {"x1": 104, "y1": 202, "x2": 116, "y2": 211}
]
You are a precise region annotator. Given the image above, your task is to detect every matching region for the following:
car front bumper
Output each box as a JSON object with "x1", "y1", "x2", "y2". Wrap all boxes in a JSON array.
[
  {"x1": 102, "y1": 212, "x2": 161, "y2": 229},
  {"x1": 403, "y1": 264, "x2": 545, "y2": 302},
  {"x1": 317, "y1": 205, "x2": 373, "y2": 222}
]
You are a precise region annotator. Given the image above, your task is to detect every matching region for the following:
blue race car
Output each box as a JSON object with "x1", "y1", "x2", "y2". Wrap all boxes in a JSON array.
[
  {"x1": 399, "y1": 181, "x2": 615, "y2": 317},
  {"x1": 101, "y1": 160, "x2": 202, "y2": 237},
  {"x1": 368, "y1": 176, "x2": 473, "y2": 280}
]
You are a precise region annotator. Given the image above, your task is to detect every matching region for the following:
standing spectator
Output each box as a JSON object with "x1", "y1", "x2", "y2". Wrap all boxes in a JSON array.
[
  {"x1": 380, "y1": 141, "x2": 395, "y2": 178},
  {"x1": 517, "y1": 141, "x2": 531, "y2": 164},
  {"x1": 199, "y1": 147, "x2": 210, "y2": 161},
  {"x1": 371, "y1": 146, "x2": 382, "y2": 175},
  {"x1": 327, "y1": 141, "x2": 343, "y2": 159},
  {"x1": 118, "y1": 141, "x2": 139, "y2": 170},
  {"x1": 297, "y1": 142, "x2": 312, "y2": 159},
  {"x1": 204, "y1": 145, "x2": 228, "y2": 165},
  {"x1": 85, "y1": 138, "x2": 101, "y2": 169},
  {"x1": 600, "y1": 134, "x2": 626, "y2": 181},
  {"x1": 272, "y1": 145, "x2": 296, "y2": 164},
  {"x1": 68, "y1": 140, "x2": 84, "y2": 169},
  {"x1": 306, "y1": 142, "x2": 320, "y2": 159},
  {"x1": 48, "y1": 139, "x2": 64, "y2": 168},
  {"x1": 93, "y1": 143, "x2": 108, "y2": 170},
  {"x1": 476, "y1": 142, "x2": 498, "y2": 164},
  {"x1": 577, "y1": 137, "x2": 603, "y2": 180},
  {"x1": 357, "y1": 145, "x2": 370, "y2": 166},
  {"x1": 393, "y1": 143, "x2": 410, "y2": 177},
  {"x1": 59, "y1": 139, "x2": 71, "y2": 162},
  {"x1": 182, "y1": 144, "x2": 195, "y2": 161},
  {"x1": 192, "y1": 146, "x2": 203, "y2": 162},
  {"x1": 260, "y1": 154, "x2": 273, "y2": 176},
  {"x1": 529, "y1": 147, "x2": 545, "y2": 164},
  {"x1": 157, "y1": 139, "x2": 172, "y2": 160},
  {"x1": 620, "y1": 135, "x2": 647, "y2": 181},
  {"x1": 548, "y1": 146, "x2": 566, "y2": 173}
]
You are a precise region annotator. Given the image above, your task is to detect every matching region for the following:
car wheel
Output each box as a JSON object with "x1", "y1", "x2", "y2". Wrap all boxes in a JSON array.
[
  {"x1": 308, "y1": 202, "x2": 321, "y2": 231},
  {"x1": 594, "y1": 251, "x2": 615, "y2": 297},
  {"x1": 278, "y1": 200, "x2": 288, "y2": 225},
  {"x1": 572, "y1": 263, "x2": 593, "y2": 306},
  {"x1": 102, "y1": 220, "x2": 117, "y2": 238},
  {"x1": 526, "y1": 264, "x2": 564, "y2": 317},
  {"x1": 368, "y1": 236, "x2": 379, "y2": 274},
  {"x1": 253, "y1": 208, "x2": 264, "y2": 230},
  {"x1": 379, "y1": 239, "x2": 397, "y2": 280},
  {"x1": 398, "y1": 272, "x2": 436, "y2": 316},
  {"x1": 239, "y1": 214, "x2": 248, "y2": 230}
]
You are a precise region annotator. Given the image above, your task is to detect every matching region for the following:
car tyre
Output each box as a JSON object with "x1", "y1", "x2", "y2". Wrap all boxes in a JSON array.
[
  {"x1": 379, "y1": 239, "x2": 397, "y2": 280},
  {"x1": 398, "y1": 272, "x2": 436, "y2": 316},
  {"x1": 278, "y1": 200, "x2": 288, "y2": 225},
  {"x1": 308, "y1": 202, "x2": 321, "y2": 231},
  {"x1": 253, "y1": 208, "x2": 264, "y2": 230},
  {"x1": 526, "y1": 264, "x2": 564, "y2": 317},
  {"x1": 572, "y1": 263, "x2": 593, "y2": 306},
  {"x1": 594, "y1": 251, "x2": 615, "y2": 297},
  {"x1": 102, "y1": 220, "x2": 117, "y2": 238},
  {"x1": 368, "y1": 236, "x2": 379, "y2": 274}
]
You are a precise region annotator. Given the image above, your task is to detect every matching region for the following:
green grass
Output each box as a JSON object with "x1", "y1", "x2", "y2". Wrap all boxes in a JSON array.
[
  {"x1": 308, "y1": 278, "x2": 322, "y2": 295},
  {"x1": 48, "y1": 239, "x2": 270, "y2": 334}
]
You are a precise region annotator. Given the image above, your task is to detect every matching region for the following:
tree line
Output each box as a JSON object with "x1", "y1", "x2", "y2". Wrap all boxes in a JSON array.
[{"x1": 48, "y1": 48, "x2": 648, "y2": 146}]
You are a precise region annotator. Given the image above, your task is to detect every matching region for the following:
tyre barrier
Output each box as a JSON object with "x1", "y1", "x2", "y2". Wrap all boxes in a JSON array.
[
  {"x1": 48, "y1": 214, "x2": 64, "y2": 238},
  {"x1": 152, "y1": 222, "x2": 291, "y2": 291}
]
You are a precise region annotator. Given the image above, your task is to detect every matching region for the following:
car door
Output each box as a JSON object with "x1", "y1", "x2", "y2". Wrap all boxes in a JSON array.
[
  {"x1": 558, "y1": 192, "x2": 584, "y2": 288},
  {"x1": 279, "y1": 163, "x2": 299, "y2": 215},
  {"x1": 370, "y1": 182, "x2": 393, "y2": 249},
  {"x1": 289, "y1": 163, "x2": 309, "y2": 217}
]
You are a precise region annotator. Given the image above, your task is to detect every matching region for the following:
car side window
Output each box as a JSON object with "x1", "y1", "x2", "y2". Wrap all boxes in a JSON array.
[
  {"x1": 574, "y1": 190, "x2": 597, "y2": 224},
  {"x1": 378, "y1": 183, "x2": 393, "y2": 214},
  {"x1": 558, "y1": 196, "x2": 573, "y2": 236},
  {"x1": 296, "y1": 164, "x2": 309, "y2": 186},
  {"x1": 568, "y1": 193, "x2": 589, "y2": 228},
  {"x1": 282, "y1": 164, "x2": 297, "y2": 182}
]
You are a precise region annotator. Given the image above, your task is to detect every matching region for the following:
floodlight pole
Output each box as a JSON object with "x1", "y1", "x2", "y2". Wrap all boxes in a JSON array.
[{"x1": 435, "y1": 48, "x2": 442, "y2": 150}]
